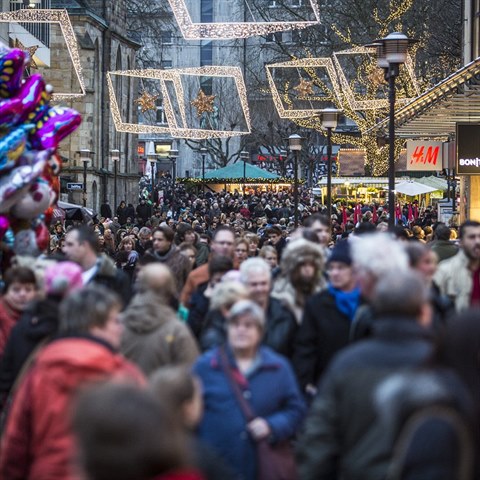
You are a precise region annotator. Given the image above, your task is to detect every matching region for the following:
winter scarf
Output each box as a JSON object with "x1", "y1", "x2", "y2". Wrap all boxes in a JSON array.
[{"x1": 328, "y1": 285, "x2": 361, "y2": 320}]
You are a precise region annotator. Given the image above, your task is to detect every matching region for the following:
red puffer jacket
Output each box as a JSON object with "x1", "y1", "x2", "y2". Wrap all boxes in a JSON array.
[{"x1": 0, "y1": 336, "x2": 145, "y2": 480}]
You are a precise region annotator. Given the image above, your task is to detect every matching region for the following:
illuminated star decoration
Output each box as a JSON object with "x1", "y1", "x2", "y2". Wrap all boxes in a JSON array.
[
  {"x1": 367, "y1": 68, "x2": 385, "y2": 87},
  {"x1": 190, "y1": 89, "x2": 216, "y2": 117},
  {"x1": 135, "y1": 91, "x2": 159, "y2": 113},
  {"x1": 14, "y1": 38, "x2": 39, "y2": 69},
  {"x1": 294, "y1": 78, "x2": 314, "y2": 97}
]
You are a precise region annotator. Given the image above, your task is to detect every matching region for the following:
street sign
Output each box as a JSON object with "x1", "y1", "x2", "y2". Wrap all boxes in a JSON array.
[{"x1": 67, "y1": 182, "x2": 84, "y2": 191}]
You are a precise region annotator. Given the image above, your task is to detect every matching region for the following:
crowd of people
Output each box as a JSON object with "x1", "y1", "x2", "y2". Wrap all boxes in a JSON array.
[{"x1": 0, "y1": 187, "x2": 478, "y2": 480}]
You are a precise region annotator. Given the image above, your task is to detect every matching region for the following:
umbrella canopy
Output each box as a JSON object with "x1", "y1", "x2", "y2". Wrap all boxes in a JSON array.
[
  {"x1": 395, "y1": 181, "x2": 438, "y2": 197},
  {"x1": 57, "y1": 201, "x2": 95, "y2": 223}
]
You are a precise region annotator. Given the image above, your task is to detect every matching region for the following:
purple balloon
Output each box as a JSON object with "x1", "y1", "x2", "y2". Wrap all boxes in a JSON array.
[{"x1": 0, "y1": 49, "x2": 27, "y2": 98}]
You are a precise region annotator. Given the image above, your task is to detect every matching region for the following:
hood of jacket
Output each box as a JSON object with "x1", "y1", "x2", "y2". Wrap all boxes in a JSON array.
[
  {"x1": 279, "y1": 238, "x2": 325, "y2": 277},
  {"x1": 121, "y1": 292, "x2": 177, "y2": 333}
]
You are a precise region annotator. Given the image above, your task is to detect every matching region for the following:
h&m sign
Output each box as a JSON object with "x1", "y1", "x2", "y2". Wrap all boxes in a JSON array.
[
  {"x1": 406, "y1": 140, "x2": 443, "y2": 171},
  {"x1": 456, "y1": 124, "x2": 480, "y2": 175}
]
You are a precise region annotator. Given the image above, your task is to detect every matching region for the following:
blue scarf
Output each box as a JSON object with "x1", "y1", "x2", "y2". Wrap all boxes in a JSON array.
[{"x1": 328, "y1": 285, "x2": 361, "y2": 320}]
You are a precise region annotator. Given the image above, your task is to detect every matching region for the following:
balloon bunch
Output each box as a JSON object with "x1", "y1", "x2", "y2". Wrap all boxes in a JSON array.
[{"x1": 0, "y1": 43, "x2": 81, "y2": 257}]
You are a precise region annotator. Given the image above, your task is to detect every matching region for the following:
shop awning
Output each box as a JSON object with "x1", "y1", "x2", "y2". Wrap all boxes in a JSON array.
[
  {"x1": 316, "y1": 176, "x2": 389, "y2": 186},
  {"x1": 394, "y1": 181, "x2": 438, "y2": 196},
  {"x1": 415, "y1": 176, "x2": 448, "y2": 191},
  {"x1": 204, "y1": 162, "x2": 280, "y2": 180},
  {"x1": 371, "y1": 57, "x2": 480, "y2": 138}
]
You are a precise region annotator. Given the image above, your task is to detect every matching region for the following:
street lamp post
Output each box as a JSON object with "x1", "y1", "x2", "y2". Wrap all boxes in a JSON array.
[
  {"x1": 110, "y1": 149, "x2": 120, "y2": 212},
  {"x1": 169, "y1": 149, "x2": 179, "y2": 188},
  {"x1": 319, "y1": 108, "x2": 342, "y2": 222},
  {"x1": 288, "y1": 134, "x2": 303, "y2": 229},
  {"x1": 240, "y1": 150, "x2": 249, "y2": 196},
  {"x1": 147, "y1": 142, "x2": 157, "y2": 205},
  {"x1": 200, "y1": 147, "x2": 207, "y2": 193},
  {"x1": 79, "y1": 149, "x2": 91, "y2": 208},
  {"x1": 371, "y1": 32, "x2": 412, "y2": 229}
]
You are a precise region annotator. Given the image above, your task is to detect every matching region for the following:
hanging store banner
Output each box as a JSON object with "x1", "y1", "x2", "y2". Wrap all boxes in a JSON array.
[
  {"x1": 406, "y1": 140, "x2": 443, "y2": 171},
  {"x1": 456, "y1": 124, "x2": 480, "y2": 175}
]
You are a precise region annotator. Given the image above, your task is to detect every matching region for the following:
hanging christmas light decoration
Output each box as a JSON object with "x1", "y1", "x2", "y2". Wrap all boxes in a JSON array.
[
  {"x1": 0, "y1": 9, "x2": 86, "y2": 100},
  {"x1": 13, "y1": 38, "x2": 39, "y2": 69},
  {"x1": 135, "y1": 91, "x2": 159, "y2": 113},
  {"x1": 107, "y1": 66, "x2": 251, "y2": 140},
  {"x1": 294, "y1": 78, "x2": 314, "y2": 97},
  {"x1": 190, "y1": 89, "x2": 216, "y2": 116},
  {"x1": 166, "y1": 0, "x2": 321, "y2": 40},
  {"x1": 266, "y1": 57, "x2": 342, "y2": 119},
  {"x1": 332, "y1": 46, "x2": 420, "y2": 111}
]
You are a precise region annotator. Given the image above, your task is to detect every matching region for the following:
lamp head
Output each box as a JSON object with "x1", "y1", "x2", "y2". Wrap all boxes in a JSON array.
[
  {"x1": 288, "y1": 134, "x2": 303, "y2": 151},
  {"x1": 319, "y1": 108, "x2": 342, "y2": 130}
]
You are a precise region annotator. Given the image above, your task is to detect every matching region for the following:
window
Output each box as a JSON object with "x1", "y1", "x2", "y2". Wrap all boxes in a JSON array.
[
  {"x1": 200, "y1": 41, "x2": 213, "y2": 66},
  {"x1": 268, "y1": 0, "x2": 277, "y2": 7},
  {"x1": 161, "y1": 60, "x2": 173, "y2": 69},
  {"x1": 161, "y1": 32, "x2": 173, "y2": 45},
  {"x1": 291, "y1": 0, "x2": 303, "y2": 6},
  {"x1": 266, "y1": 32, "x2": 283, "y2": 43},
  {"x1": 155, "y1": 99, "x2": 167, "y2": 125}
]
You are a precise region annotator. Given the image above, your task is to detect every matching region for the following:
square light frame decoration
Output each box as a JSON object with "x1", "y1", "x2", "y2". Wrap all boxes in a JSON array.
[
  {"x1": 265, "y1": 57, "x2": 342, "y2": 119},
  {"x1": 333, "y1": 46, "x2": 420, "y2": 111},
  {"x1": 166, "y1": 0, "x2": 321, "y2": 40},
  {"x1": 107, "y1": 66, "x2": 251, "y2": 140},
  {"x1": 0, "y1": 9, "x2": 86, "y2": 100}
]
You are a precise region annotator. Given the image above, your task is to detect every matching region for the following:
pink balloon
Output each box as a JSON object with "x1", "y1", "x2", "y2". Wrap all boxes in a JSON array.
[
  {"x1": 0, "y1": 215, "x2": 10, "y2": 238},
  {"x1": 30, "y1": 107, "x2": 82, "y2": 150}
]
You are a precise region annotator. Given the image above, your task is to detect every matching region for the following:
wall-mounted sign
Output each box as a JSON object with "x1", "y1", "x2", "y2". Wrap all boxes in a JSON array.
[
  {"x1": 406, "y1": 140, "x2": 443, "y2": 171},
  {"x1": 456, "y1": 124, "x2": 480, "y2": 175}
]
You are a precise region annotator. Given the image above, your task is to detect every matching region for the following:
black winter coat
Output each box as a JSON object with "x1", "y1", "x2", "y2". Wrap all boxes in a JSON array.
[
  {"x1": 292, "y1": 290, "x2": 353, "y2": 391},
  {"x1": 297, "y1": 318, "x2": 433, "y2": 480}
]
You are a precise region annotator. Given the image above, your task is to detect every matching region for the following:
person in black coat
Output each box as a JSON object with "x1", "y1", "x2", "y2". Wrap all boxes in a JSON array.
[{"x1": 292, "y1": 241, "x2": 361, "y2": 395}]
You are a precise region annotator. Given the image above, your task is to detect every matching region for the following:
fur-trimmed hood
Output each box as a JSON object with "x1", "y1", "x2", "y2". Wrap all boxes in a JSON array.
[{"x1": 279, "y1": 238, "x2": 325, "y2": 277}]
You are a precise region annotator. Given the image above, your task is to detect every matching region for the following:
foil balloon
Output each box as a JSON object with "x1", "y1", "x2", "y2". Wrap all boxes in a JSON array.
[
  {"x1": 2, "y1": 228, "x2": 14, "y2": 249},
  {"x1": 0, "y1": 123, "x2": 35, "y2": 172},
  {"x1": 13, "y1": 229, "x2": 41, "y2": 256},
  {"x1": 30, "y1": 107, "x2": 82, "y2": 150},
  {"x1": 0, "y1": 96, "x2": 23, "y2": 129},
  {"x1": 0, "y1": 214, "x2": 9, "y2": 238},
  {"x1": 0, "y1": 48, "x2": 27, "y2": 98},
  {"x1": 34, "y1": 221, "x2": 49, "y2": 252},
  {"x1": 11, "y1": 178, "x2": 52, "y2": 220},
  {"x1": 16, "y1": 74, "x2": 46, "y2": 124}
]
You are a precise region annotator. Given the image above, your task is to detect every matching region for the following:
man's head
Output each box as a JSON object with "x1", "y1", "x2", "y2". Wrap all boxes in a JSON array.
[
  {"x1": 303, "y1": 214, "x2": 331, "y2": 246},
  {"x1": 135, "y1": 263, "x2": 177, "y2": 304},
  {"x1": 138, "y1": 227, "x2": 152, "y2": 244},
  {"x1": 267, "y1": 226, "x2": 283, "y2": 246},
  {"x1": 152, "y1": 226, "x2": 174, "y2": 254},
  {"x1": 459, "y1": 221, "x2": 480, "y2": 261},
  {"x1": 63, "y1": 227, "x2": 99, "y2": 269},
  {"x1": 371, "y1": 270, "x2": 431, "y2": 326},
  {"x1": 59, "y1": 286, "x2": 123, "y2": 349},
  {"x1": 327, "y1": 241, "x2": 356, "y2": 291},
  {"x1": 211, "y1": 226, "x2": 235, "y2": 258},
  {"x1": 239, "y1": 258, "x2": 272, "y2": 309}
]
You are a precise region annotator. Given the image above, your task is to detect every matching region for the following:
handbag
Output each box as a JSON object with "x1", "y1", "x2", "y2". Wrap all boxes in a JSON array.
[{"x1": 218, "y1": 347, "x2": 298, "y2": 480}]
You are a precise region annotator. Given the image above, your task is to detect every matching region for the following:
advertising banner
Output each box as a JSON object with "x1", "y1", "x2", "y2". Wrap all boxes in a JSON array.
[{"x1": 456, "y1": 124, "x2": 480, "y2": 175}]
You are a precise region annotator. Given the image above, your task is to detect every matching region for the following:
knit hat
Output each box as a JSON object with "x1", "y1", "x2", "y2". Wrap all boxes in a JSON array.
[
  {"x1": 328, "y1": 240, "x2": 352, "y2": 265},
  {"x1": 44, "y1": 261, "x2": 83, "y2": 297}
]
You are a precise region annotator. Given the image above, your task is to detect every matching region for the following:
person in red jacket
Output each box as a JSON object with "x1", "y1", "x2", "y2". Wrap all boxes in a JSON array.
[
  {"x1": 0, "y1": 266, "x2": 38, "y2": 359},
  {"x1": 0, "y1": 285, "x2": 145, "y2": 480}
]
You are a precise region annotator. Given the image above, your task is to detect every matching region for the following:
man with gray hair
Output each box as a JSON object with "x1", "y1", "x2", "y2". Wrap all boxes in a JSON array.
[
  {"x1": 239, "y1": 258, "x2": 297, "y2": 358},
  {"x1": 349, "y1": 233, "x2": 410, "y2": 340},
  {"x1": 297, "y1": 270, "x2": 433, "y2": 480}
]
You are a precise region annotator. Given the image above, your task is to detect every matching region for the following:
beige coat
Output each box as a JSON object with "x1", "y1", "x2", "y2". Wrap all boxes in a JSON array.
[
  {"x1": 120, "y1": 292, "x2": 199, "y2": 375},
  {"x1": 434, "y1": 249, "x2": 472, "y2": 312}
]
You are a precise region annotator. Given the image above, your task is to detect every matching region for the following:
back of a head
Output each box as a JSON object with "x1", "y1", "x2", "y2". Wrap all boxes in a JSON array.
[
  {"x1": 303, "y1": 213, "x2": 329, "y2": 228},
  {"x1": 434, "y1": 224, "x2": 452, "y2": 241},
  {"x1": 210, "y1": 280, "x2": 248, "y2": 311},
  {"x1": 59, "y1": 285, "x2": 121, "y2": 334},
  {"x1": 371, "y1": 270, "x2": 428, "y2": 319},
  {"x1": 208, "y1": 254, "x2": 234, "y2": 277},
  {"x1": 73, "y1": 383, "x2": 186, "y2": 480},
  {"x1": 351, "y1": 233, "x2": 409, "y2": 279},
  {"x1": 239, "y1": 257, "x2": 271, "y2": 283},
  {"x1": 135, "y1": 263, "x2": 176, "y2": 298}
]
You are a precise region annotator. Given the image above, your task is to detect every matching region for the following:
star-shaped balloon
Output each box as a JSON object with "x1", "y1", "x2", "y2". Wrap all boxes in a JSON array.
[
  {"x1": 294, "y1": 78, "x2": 314, "y2": 97},
  {"x1": 135, "y1": 91, "x2": 159, "y2": 113},
  {"x1": 14, "y1": 38, "x2": 39, "y2": 69},
  {"x1": 191, "y1": 89, "x2": 216, "y2": 117}
]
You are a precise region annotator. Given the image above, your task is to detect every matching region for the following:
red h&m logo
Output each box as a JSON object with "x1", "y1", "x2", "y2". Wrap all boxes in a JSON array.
[{"x1": 410, "y1": 145, "x2": 440, "y2": 165}]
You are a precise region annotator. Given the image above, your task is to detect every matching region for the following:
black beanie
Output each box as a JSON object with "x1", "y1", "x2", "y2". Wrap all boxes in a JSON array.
[{"x1": 328, "y1": 240, "x2": 352, "y2": 265}]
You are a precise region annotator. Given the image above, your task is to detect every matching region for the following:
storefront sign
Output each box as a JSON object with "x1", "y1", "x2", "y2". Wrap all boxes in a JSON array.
[
  {"x1": 456, "y1": 124, "x2": 480, "y2": 175},
  {"x1": 406, "y1": 140, "x2": 443, "y2": 171}
]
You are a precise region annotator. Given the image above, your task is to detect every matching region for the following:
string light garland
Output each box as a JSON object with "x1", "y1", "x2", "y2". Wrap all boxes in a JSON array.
[
  {"x1": 135, "y1": 91, "x2": 159, "y2": 113},
  {"x1": 0, "y1": 9, "x2": 86, "y2": 100},
  {"x1": 107, "y1": 66, "x2": 251, "y2": 140},
  {"x1": 166, "y1": 0, "x2": 321, "y2": 40},
  {"x1": 13, "y1": 38, "x2": 39, "y2": 69},
  {"x1": 190, "y1": 89, "x2": 216, "y2": 116},
  {"x1": 266, "y1": 57, "x2": 342, "y2": 119}
]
